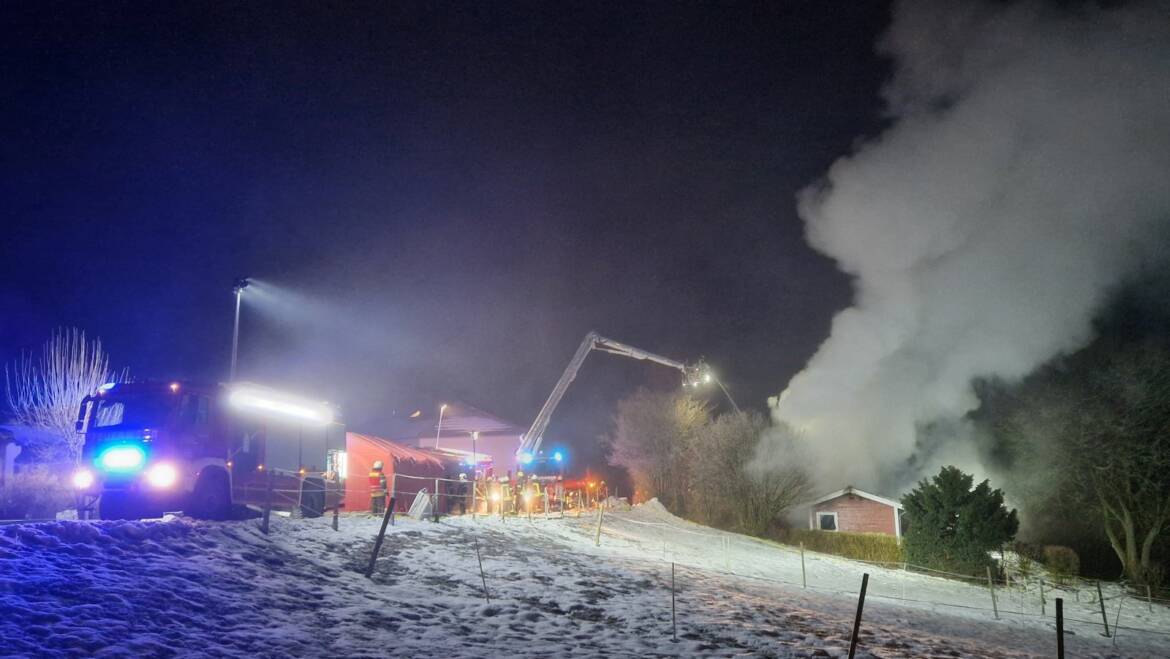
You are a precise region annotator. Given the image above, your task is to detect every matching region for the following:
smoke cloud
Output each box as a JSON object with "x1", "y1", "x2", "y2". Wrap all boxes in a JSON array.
[{"x1": 766, "y1": 0, "x2": 1170, "y2": 490}]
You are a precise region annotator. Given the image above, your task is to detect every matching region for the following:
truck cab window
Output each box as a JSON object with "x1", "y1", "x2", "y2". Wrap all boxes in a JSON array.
[
  {"x1": 178, "y1": 395, "x2": 211, "y2": 428},
  {"x1": 94, "y1": 401, "x2": 125, "y2": 427}
]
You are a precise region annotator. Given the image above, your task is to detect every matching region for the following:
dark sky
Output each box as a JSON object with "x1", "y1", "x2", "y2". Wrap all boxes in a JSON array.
[{"x1": 2, "y1": 1, "x2": 890, "y2": 474}]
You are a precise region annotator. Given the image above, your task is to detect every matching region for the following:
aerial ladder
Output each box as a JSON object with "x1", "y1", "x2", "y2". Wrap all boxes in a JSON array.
[{"x1": 516, "y1": 331, "x2": 738, "y2": 460}]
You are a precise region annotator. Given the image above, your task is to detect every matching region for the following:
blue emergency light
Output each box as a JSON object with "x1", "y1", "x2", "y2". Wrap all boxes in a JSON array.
[{"x1": 97, "y1": 444, "x2": 146, "y2": 473}]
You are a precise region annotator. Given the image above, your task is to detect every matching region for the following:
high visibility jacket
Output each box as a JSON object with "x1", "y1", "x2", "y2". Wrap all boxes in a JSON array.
[{"x1": 369, "y1": 470, "x2": 387, "y2": 496}]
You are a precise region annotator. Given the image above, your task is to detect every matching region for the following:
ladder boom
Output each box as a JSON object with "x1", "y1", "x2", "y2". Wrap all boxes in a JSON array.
[{"x1": 519, "y1": 332, "x2": 689, "y2": 456}]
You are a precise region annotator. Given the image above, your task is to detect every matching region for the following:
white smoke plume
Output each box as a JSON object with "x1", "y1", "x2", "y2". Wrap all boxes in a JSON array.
[{"x1": 767, "y1": 0, "x2": 1170, "y2": 490}]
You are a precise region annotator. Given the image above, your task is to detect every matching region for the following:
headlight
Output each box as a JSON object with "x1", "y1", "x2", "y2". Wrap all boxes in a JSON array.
[
  {"x1": 72, "y1": 469, "x2": 95, "y2": 490},
  {"x1": 145, "y1": 463, "x2": 178, "y2": 489},
  {"x1": 98, "y1": 444, "x2": 146, "y2": 472}
]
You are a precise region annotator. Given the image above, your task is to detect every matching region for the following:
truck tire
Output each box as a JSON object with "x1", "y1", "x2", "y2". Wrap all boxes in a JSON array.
[
  {"x1": 189, "y1": 469, "x2": 231, "y2": 520},
  {"x1": 99, "y1": 491, "x2": 141, "y2": 520},
  {"x1": 299, "y1": 477, "x2": 326, "y2": 518}
]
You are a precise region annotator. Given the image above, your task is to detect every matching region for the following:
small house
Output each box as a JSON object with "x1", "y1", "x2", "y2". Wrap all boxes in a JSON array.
[{"x1": 808, "y1": 486, "x2": 903, "y2": 539}]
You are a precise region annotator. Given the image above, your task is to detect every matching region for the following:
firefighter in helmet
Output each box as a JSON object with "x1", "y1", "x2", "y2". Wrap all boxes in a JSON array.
[{"x1": 369, "y1": 460, "x2": 388, "y2": 515}]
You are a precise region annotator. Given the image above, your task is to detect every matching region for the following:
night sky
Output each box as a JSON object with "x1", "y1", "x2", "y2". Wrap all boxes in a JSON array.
[{"x1": 3, "y1": 2, "x2": 891, "y2": 474}]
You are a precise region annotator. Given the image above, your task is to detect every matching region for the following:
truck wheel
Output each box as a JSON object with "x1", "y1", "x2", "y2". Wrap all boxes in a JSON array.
[
  {"x1": 299, "y1": 477, "x2": 326, "y2": 518},
  {"x1": 189, "y1": 470, "x2": 231, "y2": 520},
  {"x1": 99, "y1": 491, "x2": 141, "y2": 520}
]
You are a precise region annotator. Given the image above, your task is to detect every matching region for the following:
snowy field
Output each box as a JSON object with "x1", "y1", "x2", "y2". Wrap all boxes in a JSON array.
[{"x1": 2, "y1": 501, "x2": 1168, "y2": 658}]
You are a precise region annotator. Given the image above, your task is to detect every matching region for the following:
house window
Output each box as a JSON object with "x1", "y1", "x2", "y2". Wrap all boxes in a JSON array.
[{"x1": 818, "y1": 512, "x2": 838, "y2": 531}]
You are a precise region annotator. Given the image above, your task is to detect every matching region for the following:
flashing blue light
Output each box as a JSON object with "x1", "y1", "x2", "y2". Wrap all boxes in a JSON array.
[
  {"x1": 519, "y1": 451, "x2": 533, "y2": 465},
  {"x1": 553, "y1": 451, "x2": 563, "y2": 463},
  {"x1": 98, "y1": 444, "x2": 146, "y2": 473}
]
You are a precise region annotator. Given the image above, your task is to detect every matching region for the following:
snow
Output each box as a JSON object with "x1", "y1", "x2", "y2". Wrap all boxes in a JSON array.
[{"x1": 2, "y1": 501, "x2": 1167, "y2": 657}]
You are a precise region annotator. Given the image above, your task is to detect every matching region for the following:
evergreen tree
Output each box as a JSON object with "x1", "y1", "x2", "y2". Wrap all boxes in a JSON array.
[{"x1": 902, "y1": 466, "x2": 1019, "y2": 575}]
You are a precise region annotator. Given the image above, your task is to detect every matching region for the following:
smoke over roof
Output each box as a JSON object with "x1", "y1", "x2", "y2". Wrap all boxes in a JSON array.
[{"x1": 765, "y1": 0, "x2": 1170, "y2": 488}]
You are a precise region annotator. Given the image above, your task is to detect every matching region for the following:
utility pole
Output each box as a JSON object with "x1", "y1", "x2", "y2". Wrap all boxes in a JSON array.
[{"x1": 230, "y1": 277, "x2": 249, "y2": 381}]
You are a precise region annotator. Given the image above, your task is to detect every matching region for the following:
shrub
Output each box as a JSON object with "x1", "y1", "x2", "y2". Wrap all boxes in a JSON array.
[
  {"x1": 0, "y1": 468, "x2": 72, "y2": 520},
  {"x1": 1042, "y1": 545, "x2": 1081, "y2": 584},
  {"x1": 778, "y1": 528, "x2": 904, "y2": 564},
  {"x1": 901, "y1": 466, "x2": 1018, "y2": 576}
]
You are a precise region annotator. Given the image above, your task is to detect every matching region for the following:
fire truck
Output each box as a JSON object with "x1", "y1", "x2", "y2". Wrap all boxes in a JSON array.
[{"x1": 72, "y1": 381, "x2": 346, "y2": 520}]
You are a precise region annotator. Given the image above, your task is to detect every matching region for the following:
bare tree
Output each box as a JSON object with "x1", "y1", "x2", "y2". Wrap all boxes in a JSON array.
[
  {"x1": 694, "y1": 411, "x2": 811, "y2": 534},
  {"x1": 1004, "y1": 340, "x2": 1170, "y2": 585},
  {"x1": 607, "y1": 388, "x2": 709, "y2": 515},
  {"x1": 5, "y1": 328, "x2": 124, "y2": 464}
]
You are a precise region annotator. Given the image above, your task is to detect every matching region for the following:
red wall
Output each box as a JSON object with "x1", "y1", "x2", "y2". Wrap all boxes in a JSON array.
[
  {"x1": 813, "y1": 494, "x2": 899, "y2": 536},
  {"x1": 345, "y1": 433, "x2": 448, "y2": 513}
]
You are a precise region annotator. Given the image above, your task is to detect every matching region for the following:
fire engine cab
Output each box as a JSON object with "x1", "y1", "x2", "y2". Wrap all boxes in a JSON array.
[{"x1": 72, "y1": 381, "x2": 345, "y2": 520}]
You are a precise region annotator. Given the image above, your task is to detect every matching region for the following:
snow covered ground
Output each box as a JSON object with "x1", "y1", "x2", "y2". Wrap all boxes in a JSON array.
[{"x1": 2, "y1": 501, "x2": 1167, "y2": 657}]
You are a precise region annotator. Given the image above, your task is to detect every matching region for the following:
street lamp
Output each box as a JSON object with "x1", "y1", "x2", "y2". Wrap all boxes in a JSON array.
[
  {"x1": 435, "y1": 403, "x2": 448, "y2": 449},
  {"x1": 230, "y1": 277, "x2": 250, "y2": 381}
]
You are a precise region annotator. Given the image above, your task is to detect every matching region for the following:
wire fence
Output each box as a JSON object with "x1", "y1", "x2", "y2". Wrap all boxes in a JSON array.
[
  {"x1": 340, "y1": 507, "x2": 1170, "y2": 657},
  {"x1": 594, "y1": 509, "x2": 1170, "y2": 643}
]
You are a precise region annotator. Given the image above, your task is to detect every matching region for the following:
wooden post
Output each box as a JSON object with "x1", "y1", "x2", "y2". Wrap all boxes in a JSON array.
[
  {"x1": 723, "y1": 535, "x2": 730, "y2": 571},
  {"x1": 331, "y1": 499, "x2": 340, "y2": 531},
  {"x1": 474, "y1": 536, "x2": 490, "y2": 602},
  {"x1": 847, "y1": 573, "x2": 869, "y2": 659},
  {"x1": 1147, "y1": 584, "x2": 1153, "y2": 613},
  {"x1": 260, "y1": 469, "x2": 274, "y2": 535},
  {"x1": 1056, "y1": 597, "x2": 1065, "y2": 659},
  {"x1": 594, "y1": 501, "x2": 605, "y2": 546},
  {"x1": 365, "y1": 496, "x2": 396, "y2": 578},
  {"x1": 671, "y1": 562, "x2": 677, "y2": 642},
  {"x1": 1096, "y1": 581, "x2": 1111, "y2": 637},
  {"x1": 1040, "y1": 579, "x2": 1046, "y2": 616},
  {"x1": 800, "y1": 542, "x2": 807, "y2": 589},
  {"x1": 987, "y1": 566, "x2": 999, "y2": 620}
]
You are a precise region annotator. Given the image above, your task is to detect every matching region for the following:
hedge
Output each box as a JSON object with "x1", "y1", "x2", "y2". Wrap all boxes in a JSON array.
[{"x1": 777, "y1": 528, "x2": 904, "y2": 564}]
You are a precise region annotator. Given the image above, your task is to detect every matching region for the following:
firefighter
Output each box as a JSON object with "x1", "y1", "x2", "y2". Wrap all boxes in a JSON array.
[{"x1": 369, "y1": 460, "x2": 388, "y2": 515}]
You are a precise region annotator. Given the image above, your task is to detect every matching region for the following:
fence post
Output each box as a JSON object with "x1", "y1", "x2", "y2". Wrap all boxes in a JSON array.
[
  {"x1": 986, "y1": 566, "x2": 999, "y2": 620},
  {"x1": 594, "y1": 502, "x2": 605, "y2": 547},
  {"x1": 1147, "y1": 584, "x2": 1153, "y2": 613},
  {"x1": 1096, "y1": 581, "x2": 1111, "y2": 637},
  {"x1": 723, "y1": 535, "x2": 730, "y2": 571},
  {"x1": 474, "y1": 536, "x2": 490, "y2": 602},
  {"x1": 365, "y1": 496, "x2": 396, "y2": 578},
  {"x1": 1040, "y1": 579, "x2": 1046, "y2": 616},
  {"x1": 1111, "y1": 596, "x2": 1124, "y2": 648},
  {"x1": 671, "y1": 562, "x2": 677, "y2": 642},
  {"x1": 432, "y1": 478, "x2": 440, "y2": 523},
  {"x1": 331, "y1": 498, "x2": 340, "y2": 531},
  {"x1": 1056, "y1": 597, "x2": 1065, "y2": 659},
  {"x1": 800, "y1": 542, "x2": 807, "y2": 589},
  {"x1": 260, "y1": 469, "x2": 274, "y2": 535},
  {"x1": 847, "y1": 573, "x2": 869, "y2": 659}
]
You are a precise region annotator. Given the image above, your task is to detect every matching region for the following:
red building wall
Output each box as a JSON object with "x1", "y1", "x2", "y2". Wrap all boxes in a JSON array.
[
  {"x1": 345, "y1": 433, "x2": 449, "y2": 513},
  {"x1": 813, "y1": 494, "x2": 899, "y2": 536}
]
